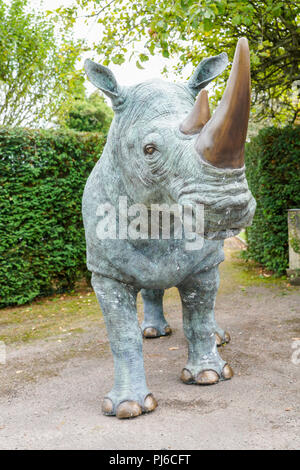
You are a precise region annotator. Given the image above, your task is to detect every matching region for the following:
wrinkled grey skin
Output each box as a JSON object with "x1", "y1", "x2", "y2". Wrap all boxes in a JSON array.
[
  {"x1": 82, "y1": 52, "x2": 256, "y2": 418},
  {"x1": 140, "y1": 287, "x2": 227, "y2": 342},
  {"x1": 141, "y1": 289, "x2": 169, "y2": 337}
]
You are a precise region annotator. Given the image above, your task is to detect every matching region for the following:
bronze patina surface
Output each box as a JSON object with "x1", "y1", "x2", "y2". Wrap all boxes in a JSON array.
[{"x1": 83, "y1": 38, "x2": 256, "y2": 418}]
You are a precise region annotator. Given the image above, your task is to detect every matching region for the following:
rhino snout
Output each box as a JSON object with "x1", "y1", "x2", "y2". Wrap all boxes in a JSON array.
[{"x1": 178, "y1": 164, "x2": 256, "y2": 240}]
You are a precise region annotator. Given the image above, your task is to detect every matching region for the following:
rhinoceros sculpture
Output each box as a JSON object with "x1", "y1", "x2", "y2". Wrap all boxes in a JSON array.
[{"x1": 83, "y1": 38, "x2": 256, "y2": 419}]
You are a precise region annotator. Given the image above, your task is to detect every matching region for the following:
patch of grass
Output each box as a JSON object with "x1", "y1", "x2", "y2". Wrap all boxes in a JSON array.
[
  {"x1": 219, "y1": 247, "x2": 290, "y2": 294},
  {"x1": 238, "y1": 229, "x2": 247, "y2": 243},
  {"x1": 1, "y1": 245, "x2": 298, "y2": 345},
  {"x1": 0, "y1": 284, "x2": 104, "y2": 345}
]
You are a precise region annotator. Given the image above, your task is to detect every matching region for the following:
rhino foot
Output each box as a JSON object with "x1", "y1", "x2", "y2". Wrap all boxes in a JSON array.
[
  {"x1": 180, "y1": 363, "x2": 234, "y2": 385},
  {"x1": 143, "y1": 325, "x2": 172, "y2": 338},
  {"x1": 215, "y1": 331, "x2": 231, "y2": 347},
  {"x1": 142, "y1": 321, "x2": 172, "y2": 338},
  {"x1": 102, "y1": 393, "x2": 158, "y2": 419}
]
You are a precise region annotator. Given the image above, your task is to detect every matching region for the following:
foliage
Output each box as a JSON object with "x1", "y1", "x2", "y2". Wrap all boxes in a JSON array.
[
  {"x1": 59, "y1": 88, "x2": 114, "y2": 134},
  {"x1": 59, "y1": 0, "x2": 300, "y2": 124},
  {"x1": 0, "y1": 0, "x2": 84, "y2": 127},
  {"x1": 0, "y1": 127, "x2": 104, "y2": 307},
  {"x1": 244, "y1": 125, "x2": 300, "y2": 274}
]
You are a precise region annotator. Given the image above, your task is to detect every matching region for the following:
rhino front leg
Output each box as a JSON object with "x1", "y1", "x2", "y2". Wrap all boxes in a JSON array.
[
  {"x1": 141, "y1": 289, "x2": 172, "y2": 338},
  {"x1": 178, "y1": 266, "x2": 233, "y2": 385},
  {"x1": 92, "y1": 273, "x2": 157, "y2": 419}
]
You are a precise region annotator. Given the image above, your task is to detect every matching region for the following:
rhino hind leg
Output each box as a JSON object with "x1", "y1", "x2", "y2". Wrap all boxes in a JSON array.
[
  {"x1": 212, "y1": 310, "x2": 231, "y2": 346},
  {"x1": 178, "y1": 266, "x2": 234, "y2": 385},
  {"x1": 141, "y1": 288, "x2": 230, "y2": 344},
  {"x1": 92, "y1": 273, "x2": 157, "y2": 419},
  {"x1": 141, "y1": 288, "x2": 172, "y2": 338},
  {"x1": 215, "y1": 328, "x2": 231, "y2": 347}
]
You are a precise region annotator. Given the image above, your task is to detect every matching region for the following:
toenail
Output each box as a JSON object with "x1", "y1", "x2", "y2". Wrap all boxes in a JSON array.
[
  {"x1": 102, "y1": 398, "x2": 114, "y2": 415},
  {"x1": 144, "y1": 394, "x2": 158, "y2": 412},
  {"x1": 222, "y1": 364, "x2": 234, "y2": 380},
  {"x1": 116, "y1": 401, "x2": 142, "y2": 419},
  {"x1": 215, "y1": 333, "x2": 222, "y2": 346},
  {"x1": 224, "y1": 332, "x2": 231, "y2": 343},
  {"x1": 143, "y1": 327, "x2": 159, "y2": 338},
  {"x1": 196, "y1": 369, "x2": 220, "y2": 385},
  {"x1": 180, "y1": 368, "x2": 193, "y2": 384}
]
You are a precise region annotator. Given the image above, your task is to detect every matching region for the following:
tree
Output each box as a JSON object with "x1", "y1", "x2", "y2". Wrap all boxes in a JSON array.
[
  {"x1": 60, "y1": 85, "x2": 114, "y2": 134},
  {"x1": 0, "y1": 0, "x2": 84, "y2": 127},
  {"x1": 60, "y1": 0, "x2": 299, "y2": 124}
]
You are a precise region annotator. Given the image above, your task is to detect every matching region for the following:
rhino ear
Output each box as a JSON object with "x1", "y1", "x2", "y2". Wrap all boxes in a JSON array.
[
  {"x1": 187, "y1": 52, "x2": 229, "y2": 96},
  {"x1": 84, "y1": 59, "x2": 124, "y2": 106}
]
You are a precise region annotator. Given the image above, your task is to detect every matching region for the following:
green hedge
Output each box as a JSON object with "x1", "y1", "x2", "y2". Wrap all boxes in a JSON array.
[
  {"x1": 244, "y1": 125, "x2": 300, "y2": 274},
  {"x1": 0, "y1": 127, "x2": 104, "y2": 307}
]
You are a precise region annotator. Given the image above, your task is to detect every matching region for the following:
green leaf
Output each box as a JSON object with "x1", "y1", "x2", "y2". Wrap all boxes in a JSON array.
[
  {"x1": 139, "y1": 53, "x2": 149, "y2": 62},
  {"x1": 136, "y1": 60, "x2": 144, "y2": 69}
]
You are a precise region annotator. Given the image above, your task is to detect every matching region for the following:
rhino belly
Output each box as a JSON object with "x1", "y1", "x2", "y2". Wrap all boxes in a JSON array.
[{"x1": 85, "y1": 235, "x2": 224, "y2": 289}]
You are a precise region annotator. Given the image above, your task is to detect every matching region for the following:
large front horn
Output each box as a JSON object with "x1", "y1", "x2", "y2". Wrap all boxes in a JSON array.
[{"x1": 195, "y1": 37, "x2": 251, "y2": 169}]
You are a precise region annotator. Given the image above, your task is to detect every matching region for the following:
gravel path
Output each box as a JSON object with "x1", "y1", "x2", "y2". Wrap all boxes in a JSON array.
[{"x1": 0, "y1": 240, "x2": 299, "y2": 450}]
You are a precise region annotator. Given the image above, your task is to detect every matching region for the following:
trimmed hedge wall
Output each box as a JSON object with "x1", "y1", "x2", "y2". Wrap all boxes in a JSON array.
[
  {"x1": 1, "y1": 125, "x2": 298, "y2": 305},
  {"x1": 0, "y1": 128, "x2": 104, "y2": 307},
  {"x1": 244, "y1": 125, "x2": 300, "y2": 275}
]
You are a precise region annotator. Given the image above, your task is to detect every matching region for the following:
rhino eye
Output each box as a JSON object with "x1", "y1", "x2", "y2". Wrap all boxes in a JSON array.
[{"x1": 144, "y1": 144, "x2": 156, "y2": 155}]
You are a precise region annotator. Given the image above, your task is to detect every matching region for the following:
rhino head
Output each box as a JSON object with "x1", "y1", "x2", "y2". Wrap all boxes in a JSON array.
[{"x1": 85, "y1": 38, "x2": 256, "y2": 240}]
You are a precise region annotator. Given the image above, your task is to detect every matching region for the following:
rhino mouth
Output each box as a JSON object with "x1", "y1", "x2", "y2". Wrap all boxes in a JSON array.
[
  {"x1": 178, "y1": 199, "x2": 255, "y2": 240},
  {"x1": 203, "y1": 203, "x2": 256, "y2": 240},
  {"x1": 178, "y1": 166, "x2": 256, "y2": 240}
]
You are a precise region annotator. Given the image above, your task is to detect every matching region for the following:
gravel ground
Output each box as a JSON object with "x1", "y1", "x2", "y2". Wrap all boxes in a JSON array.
[{"x1": 0, "y1": 239, "x2": 299, "y2": 450}]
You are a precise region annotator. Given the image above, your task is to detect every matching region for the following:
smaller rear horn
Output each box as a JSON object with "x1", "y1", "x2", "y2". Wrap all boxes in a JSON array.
[{"x1": 180, "y1": 90, "x2": 211, "y2": 135}]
